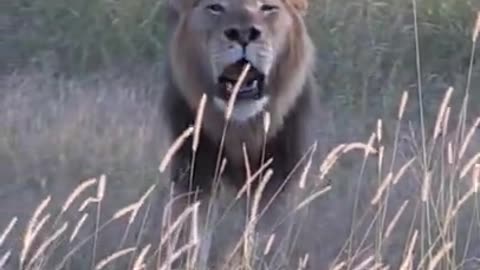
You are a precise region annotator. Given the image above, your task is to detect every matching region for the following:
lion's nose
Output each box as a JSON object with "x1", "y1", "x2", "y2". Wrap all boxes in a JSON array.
[{"x1": 224, "y1": 26, "x2": 262, "y2": 46}]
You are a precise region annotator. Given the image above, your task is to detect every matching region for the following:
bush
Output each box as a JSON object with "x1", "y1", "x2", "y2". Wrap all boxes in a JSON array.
[
  {"x1": 3, "y1": 0, "x2": 476, "y2": 74},
  {"x1": 5, "y1": 0, "x2": 167, "y2": 72}
]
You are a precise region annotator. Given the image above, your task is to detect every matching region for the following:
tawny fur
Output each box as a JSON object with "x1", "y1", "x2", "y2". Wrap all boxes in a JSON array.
[
  {"x1": 163, "y1": 0, "x2": 319, "y2": 194},
  {"x1": 161, "y1": 0, "x2": 321, "y2": 268}
]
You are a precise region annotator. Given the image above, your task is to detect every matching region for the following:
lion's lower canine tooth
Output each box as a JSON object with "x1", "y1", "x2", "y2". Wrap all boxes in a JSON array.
[{"x1": 226, "y1": 82, "x2": 233, "y2": 92}]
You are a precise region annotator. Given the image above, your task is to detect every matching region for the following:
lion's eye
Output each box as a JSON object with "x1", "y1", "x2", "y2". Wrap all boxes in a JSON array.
[
  {"x1": 260, "y1": 4, "x2": 279, "y2": 13},
  {"x1": 206, "y1": 3, "x2": 225, "y2": 14}
]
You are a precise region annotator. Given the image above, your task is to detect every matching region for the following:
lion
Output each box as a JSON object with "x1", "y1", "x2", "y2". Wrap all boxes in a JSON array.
[{"x1": 160, "y1": 0, "x2": 320, "y2": 268}]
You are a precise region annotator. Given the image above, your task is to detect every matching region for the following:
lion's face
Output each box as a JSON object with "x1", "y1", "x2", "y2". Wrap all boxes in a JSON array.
[
  {"x1": 169, "y1": 0, "x2": 311, "y2": 122},
  {"x1": 193, "y1": 0, "x2": 294, "y2": 121}
]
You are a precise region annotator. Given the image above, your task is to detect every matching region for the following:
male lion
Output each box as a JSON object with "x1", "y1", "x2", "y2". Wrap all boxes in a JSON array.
[{"x1": 161, "y1": 0, "x2": 320, "y2": 268}]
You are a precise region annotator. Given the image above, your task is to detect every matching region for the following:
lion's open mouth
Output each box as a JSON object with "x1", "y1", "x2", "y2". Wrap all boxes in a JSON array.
[{"x1": 217, "y1": 59, "x2": 265, "y2": 101}]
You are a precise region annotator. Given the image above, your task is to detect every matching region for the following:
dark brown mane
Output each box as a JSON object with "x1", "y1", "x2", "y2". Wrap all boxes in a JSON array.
[
  {"x1": 162, "y1": 73, "x2": 319, "y2": 197},
  {"x1": 162, "y1": 0, "x2": 320, "y2": 198}
]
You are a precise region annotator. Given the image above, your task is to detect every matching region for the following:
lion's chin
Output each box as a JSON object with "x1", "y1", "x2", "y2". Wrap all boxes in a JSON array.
[{"x1": 213, "y1": 96, "x2": 270, "y2": 122}]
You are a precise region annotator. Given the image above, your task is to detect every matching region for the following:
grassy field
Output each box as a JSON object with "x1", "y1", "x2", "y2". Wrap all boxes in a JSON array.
[{"x1": 1, "y1": 0, "x2": 480, "y2": 269}]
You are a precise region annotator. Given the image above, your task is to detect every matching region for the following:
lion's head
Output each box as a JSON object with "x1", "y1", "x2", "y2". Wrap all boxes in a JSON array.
[{"x1": 166, "y1": 0, "x2": 314, "y2": 124}]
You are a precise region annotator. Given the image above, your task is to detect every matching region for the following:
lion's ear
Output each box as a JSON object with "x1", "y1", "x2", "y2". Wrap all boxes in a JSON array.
[
  {"x1": 167, "y1": 0, "x2": 195, "y2": 13},
  {"x1": 288, "y1": 0, "x2": 309, "y2": 15}
]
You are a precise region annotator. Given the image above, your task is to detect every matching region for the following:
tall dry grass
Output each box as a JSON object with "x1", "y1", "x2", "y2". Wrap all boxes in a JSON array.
[
  {"x1": 0, "y1": 60, "x2": 479, "y2": 270},
  {"x1": 1, "y1": 1, "x2": 480, "y2": 270}
]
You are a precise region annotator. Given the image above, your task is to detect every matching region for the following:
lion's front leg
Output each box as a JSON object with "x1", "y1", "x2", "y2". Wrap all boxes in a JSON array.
[
  {"x1": 190, "y1": 182, "x2": 248, "y2": 270},
  {"x1": 162, "y1": 185, "x2": 221, "y2": 270},
  {"x1": 192, "y1": 196, "x2": 219, "y2": 270}
]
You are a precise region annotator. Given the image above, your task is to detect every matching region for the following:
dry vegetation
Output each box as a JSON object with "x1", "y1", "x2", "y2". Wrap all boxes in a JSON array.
[{"x1": 1, "y1": 0, "x2": 480, "y2": 269}]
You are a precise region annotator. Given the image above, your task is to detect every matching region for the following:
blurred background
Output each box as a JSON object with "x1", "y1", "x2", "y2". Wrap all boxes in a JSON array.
[{"x1": 1, "y1": 0, "x2": 480, "y2": 269}]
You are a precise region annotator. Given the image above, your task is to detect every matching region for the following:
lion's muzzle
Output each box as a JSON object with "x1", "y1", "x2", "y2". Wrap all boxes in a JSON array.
[{"x1": 217, "y1": 58, "x2": 266, "y2": 101}]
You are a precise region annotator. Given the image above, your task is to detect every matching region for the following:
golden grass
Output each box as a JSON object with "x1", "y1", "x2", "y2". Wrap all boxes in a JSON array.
[
  {"x1": 4, "y1": 83, "x2": 475, "y2": 269},
  {"x1": 78, "y1": 197, "x2": 100, "y2": 212},
  {"x1": 371, "y1": 172, "x2": 393, "y2": 205},
  {"x1": 319, "y1": 144, "x2": 347, "y2": 180},
  {"x1": 94, "y1": 247, "x2": 136, "y2": 270},
  {"x1": 96, "y1": 175, "x2": 106, "y2": 201},
  {"x1": 112, "y1": 184, "x2": 156, "y2": 224},
  {"x1": 433, "y1": 86, "x2": 454, "y2": 140},
  {"x1": 235, "y1": 158, "x2": 274, "y2": 199},
  {"x1": 298, "y1": 142, "x2": 317, "y2": 189},
  {"x1": 297, "y1": 253, "x2": 309, "y2": 270},
  {"x1": 21, "y1": 196, "x2": 51, "y2": 266},
  {"x1": 25, "y1": 222, "x2": 68, "y2": 270},
  {"x1": 61, "y1": 178, "x2": 97, "y2": 213},
  {"x1": 426, "y1": 242, "x2": 453, "y2": 270},
  {"x1": 458, "y1": 117, "x2": 480, "y2": 159},
  {"x1": 69, "y1": 213, "x2": 89, "y2": 243},
  {"x1": 0, "y1": 251, "x2": 11, "y2": 269},
  {"x1": 225, "y1": 64, "x2": 251, "y2": 121},
  {"x1": 132, "y1": 244, "x2": 151, "y2": 270},
  {"x1": 159, "y1": 126, "x2": 195, "y2": 173},
  {"x1": 473, "y1": 11, "x2": 480, "y2": 42},
  {"x1": 0, "y1": 2, "x2": 479, "y2": 270},
  {"x1": 399, "y1": 230, "x2": 419, "y2": 270},
  {"x1": 263, "y1": 111, "x2": 271, "y2": 135},
  {"x1": 460, "y1": 152, "x2": 480, "y2": 178},
  {"x1": 192, "y1": 94, "x2": 208, "y2": 153},
  {"x1": 384, "y1": 200, "x2": 409, "y2": 239},
  {"x1": 0, "y1": 217, "x2": 17, "y2": 247},
  {"x1": 1, "y1": 73, "x2": 477, "y2": 269},
  {"x1": 263, "y1": 234, "x2": 275, "y2": 256},
  {"x1": 397, "y1": 91, "x2": 409, "y2": 120}
]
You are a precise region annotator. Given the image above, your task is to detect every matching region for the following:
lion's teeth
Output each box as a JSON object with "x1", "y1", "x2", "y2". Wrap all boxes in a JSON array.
[
  {"x1": 245, "y1": 80, "x2": 256, "y2": 87},
  {"x1": 226, "y1": 82, "x2": 233, "y2": 92},
  {"x1": 226, "y1": 79, "x2": 258, "y2": 94}
]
